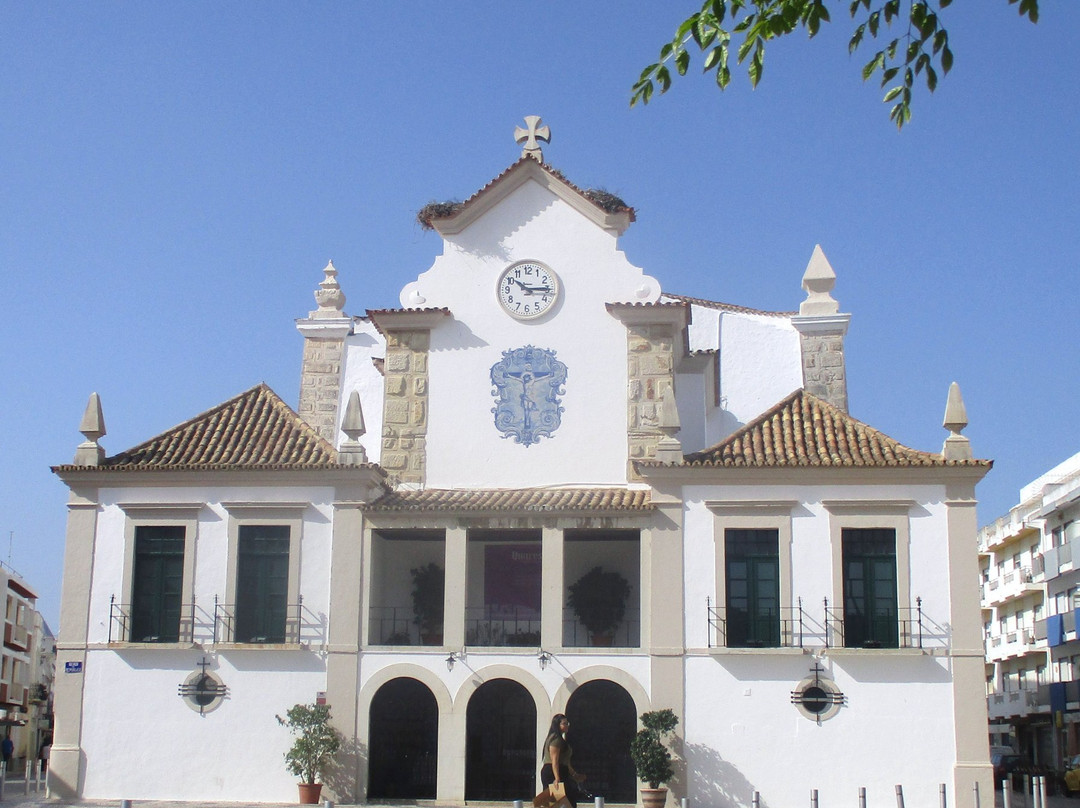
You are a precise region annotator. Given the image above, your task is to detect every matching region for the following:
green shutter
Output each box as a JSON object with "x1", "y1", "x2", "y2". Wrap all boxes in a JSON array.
[
  {"x1": 235, "y1": 525, "x2": 290, "y2": 643},
  {"x1": 131, "y1": 526, "x2": 185, "y2": 642}
]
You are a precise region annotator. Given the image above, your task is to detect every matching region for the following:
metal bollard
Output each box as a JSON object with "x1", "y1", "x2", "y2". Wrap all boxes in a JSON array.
[
  {"x1": 895, "y1": 784, "x2": 905, "y2": 808},
  {"x1": 323, "y1": 801, "x2": 334, "y2": 808},
  {"x1": 859, "y1": 786, "x2": 867, "y2": 808},
  {"x1": 120, "y1": 801, "x2": 133, "y2": 808},
  {"x1": 973, "y1": 780, "x2": 980, "y2": 808},
  {"x1": 1023, "y1": 774, "x2": 1031, "y2": 808},
  {"x1": 752, "y1": 792, "x2": 760, "y2": 808},
  {"x1": 24, "y1": 760, "x2": 30, "y2": 794},
  {"x1": 1003, "y1": 782, "x2": 1012, "y2": 808},
  {"x1": 513, "y1": 801, "x2": 523, "y2": 808},
  {"x1": 811, "y1": 788, "x2": 818, "y2": 808},
  {"x1": 681, "y1": 799, "x2": 688, "y2": 808},
  {"x1": 595, "y1": 797, "x2": 604, "y2": 808},
  {"x1": 940, "y1": 783, "x2": 947, "y2": 808},
  {"x1": 0, "y1": 759, "x2": 6, "y2": 800},
  {"x1": 1032, "y1": 776, "x2": 1040, "y2": 808},
  {"x1": 1038, "y1": 775, "x2": 1047, "y2": 808}
]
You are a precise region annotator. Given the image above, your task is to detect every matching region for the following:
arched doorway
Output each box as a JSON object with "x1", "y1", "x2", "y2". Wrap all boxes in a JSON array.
[
  {"x1": 567, "y1": 680, "x2": 637, "y2": 803},
  {"x1": 368, "y1": 677, "x2": 438, "y2": 799},
  {"x1": 466, "y1": 678, "x2": 537, "y2": 801}
]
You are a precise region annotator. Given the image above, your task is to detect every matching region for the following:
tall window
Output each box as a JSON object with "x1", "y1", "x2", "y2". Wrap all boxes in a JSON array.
[
  {"x1": 235, "y1": 525, "x2": 290, "y2": 643},
  {"x1": 842, "y1": 528, "x2": 898, "y2": 648},
  {"x1": 725, "y1": 529, "x2": 780, "y2": 647},
  {"x1": 130, "y1": 525, "x2": 185, "y2": 642}
]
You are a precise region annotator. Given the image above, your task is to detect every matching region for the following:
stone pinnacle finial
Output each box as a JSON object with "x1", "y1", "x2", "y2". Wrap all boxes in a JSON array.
[
  {"x1": 941, "y1": 382, "x2": 972, "y2": 461},
  {"x1": 312, "y1": 260, "x2": 346, "y2": 318},
  {"x1": 799, "y1": 245, "x2": 840, "y2": 316},
  {"x1": 75, "y1": 392, "x2": 106, "y2": 466},
  {"x1": 339, "y1": 390, "x2": 368, "y2": 465},
  {"x1": 514, "y1": 116, "x2": 551, "y2": 162}
]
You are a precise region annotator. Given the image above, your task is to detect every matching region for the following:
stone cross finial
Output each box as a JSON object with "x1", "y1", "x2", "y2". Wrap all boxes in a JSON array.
[
  {"x1": 514, "y1": 116, "x2": 551, "y2": 162},
  {"x1": 339, "y1": 390, "x2": 368, "y2": 465},
  {"x1": 75, "y1": 392, "x2": 106, "y2": 466},
  {"x1": 312, "y1": 260, "x2": 346, "y2": 318},
  {"x1": 941, "y1": 381, "x2": 972, "y2": 461},
  {"x1": 800, "y1": 245, "x2": 840, "y2": 316}
]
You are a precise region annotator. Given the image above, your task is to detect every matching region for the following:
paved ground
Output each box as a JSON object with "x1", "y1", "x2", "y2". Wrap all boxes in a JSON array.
[{"x1": 0, "y1": 786, "x2": 1068, "y2": 808}]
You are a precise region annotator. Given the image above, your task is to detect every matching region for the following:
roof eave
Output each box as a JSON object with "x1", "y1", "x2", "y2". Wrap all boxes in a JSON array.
[{"x1": 430, "y1": 158, "x2": 634, "y2": 237}]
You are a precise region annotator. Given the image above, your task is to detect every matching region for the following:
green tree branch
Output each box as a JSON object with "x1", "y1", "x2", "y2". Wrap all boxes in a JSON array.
[{"x1": 631, "y1": 0, "x2": 1039, "y2": 128}]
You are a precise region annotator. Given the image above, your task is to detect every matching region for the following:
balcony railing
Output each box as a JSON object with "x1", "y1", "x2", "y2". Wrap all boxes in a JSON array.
[
  {"x1": 706, "y1": 599, "x2": 806, "y2": 648},
  {"x1": 465, "y1": 607, "x2": 541, "y2": 647},
  {"x1": 213, "y1": 597, "x2": 306, "y2": 644},
  {"x1": 368, "y1": 607, "x2": 446, "y2": 646},
  {"x1": 108, "y1": 597, "x2": 196, "y2": 644},
  {"x1": 824, "y1": 598, "x2": 927, "y2": 649},
  {"x1": 563, "y1": 617, "x2": 640, "y2": 648}
]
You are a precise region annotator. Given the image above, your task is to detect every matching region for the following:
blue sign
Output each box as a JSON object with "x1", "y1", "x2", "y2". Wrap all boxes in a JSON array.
[
  {"x1": 65, "y1": 661, "x2": 83, "y2": 673},
  {"x1": 490, "y1": 346, "x2": 567, "y2": 447}
]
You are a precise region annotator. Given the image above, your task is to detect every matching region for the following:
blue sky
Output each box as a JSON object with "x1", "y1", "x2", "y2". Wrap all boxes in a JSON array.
[{"x1": 2, "y1": 2, "x2": 1077, "y2": 626}]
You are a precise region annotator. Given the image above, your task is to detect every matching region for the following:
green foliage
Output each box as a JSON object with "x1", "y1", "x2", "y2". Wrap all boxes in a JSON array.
[
  {"x1": 629, "y1": 709, "x2": 679, "y2": 789},
  {"x1": 276, "y1": 703, "x2": 342, "y2": 784},
  {"x1": 631, "y1": 0, "x2": 1039, "y2": 128},
  {"x1": 567, "y1": 566, "x2": 632, "y2": 637},
  {"x1": 410, "y1": 562, "x2": 445, "y2": 635}
]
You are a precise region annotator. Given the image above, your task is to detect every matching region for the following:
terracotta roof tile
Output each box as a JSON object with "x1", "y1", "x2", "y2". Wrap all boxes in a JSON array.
[
  {"x1": 677, "y1": 389, "x2": 991, "y2": 468},
  {"x1": 60, "y1": 384, "x2": 342, "y2": 471},
  {"x1": 366, "y1": 487, "x2": 652, "y2": 512},
  {"x1": 662, "y1": 293, "x2": 796, "y2": 318}
]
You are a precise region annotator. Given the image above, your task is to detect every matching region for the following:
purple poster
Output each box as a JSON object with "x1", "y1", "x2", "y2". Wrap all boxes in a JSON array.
[{"x1": 485, "y1": 544, "x2": 542, "y2": 618}]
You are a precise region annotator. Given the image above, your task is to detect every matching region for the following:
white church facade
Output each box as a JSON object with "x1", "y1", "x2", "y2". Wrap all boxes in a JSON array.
[{"x1": 51, "y1": 122, "x2": 993, "y2": 806}]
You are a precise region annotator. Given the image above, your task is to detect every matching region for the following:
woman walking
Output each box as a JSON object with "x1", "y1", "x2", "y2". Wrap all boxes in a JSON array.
[{"x1": 540, "y1": 714, "x2": 586, "y2": 808}]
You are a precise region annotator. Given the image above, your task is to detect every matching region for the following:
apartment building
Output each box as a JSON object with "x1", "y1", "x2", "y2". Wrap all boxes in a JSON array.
[
  {"x1": 0, "y1": 565, "x2": 52, "y2": 767},
  {"x1": 981, "y1": 450, "x2": 1080, "y2": 767}
]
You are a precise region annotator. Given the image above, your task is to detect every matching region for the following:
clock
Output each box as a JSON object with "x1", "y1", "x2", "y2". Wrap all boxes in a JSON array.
[{"x1": 496, "y1": 261, "x2": 560, "y2": 319}]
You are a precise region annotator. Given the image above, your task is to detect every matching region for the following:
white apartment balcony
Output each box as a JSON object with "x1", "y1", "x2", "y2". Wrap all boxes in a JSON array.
[
  {"x1": 983, "y1": 568, "x2": 1042, "y2": 607},
  {"x1": 986, "y1": 628, "x2": 1044, "y2": 662},
  {"x1": 987, "y1": 689, "x2": 1044, "y2": 721},
  {"x1": 979, "y1": 513, "x2": 1039, "y2": 553},
  {"x1": 1033, "y1": 541, "x2": 1080, "y2": 582}
]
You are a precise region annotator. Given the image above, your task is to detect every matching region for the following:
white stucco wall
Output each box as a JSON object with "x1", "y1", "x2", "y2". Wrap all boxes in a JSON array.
[
  {"x1": 78, "y1": 649, "x2": 326, "y2": 801},
  {"x1": 337, "y1": 317, "x2": 386, "y2": 463},
  {"x1": 394, "y1": 180, "x2": 661, "y2": 488}
]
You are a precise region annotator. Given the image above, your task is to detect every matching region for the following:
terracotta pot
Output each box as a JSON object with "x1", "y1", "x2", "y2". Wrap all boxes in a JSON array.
[
  {"x1": 590, "y1": 633, "x2": 614, "y2": 647},
  {"x1": 640, "y1": 787, "x2": 668, "y2": 808},
  {"x1": 297, "y1": 782, "x2": 323, "y2": 804}
]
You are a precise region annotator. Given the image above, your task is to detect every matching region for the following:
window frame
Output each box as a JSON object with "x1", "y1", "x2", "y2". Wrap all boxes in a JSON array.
[
  {"x1": 823, "y1": 501, "x2": 913, "y2": 650},
  {"x1": 118, "y1": 504, "x2": 201, "y2": 645},
  {"x1": 707, "y1": 501, "x2": 795, "y2": 649},
  {"x1": 222, "y1": 503, "x2": 305, "y2": 645}
]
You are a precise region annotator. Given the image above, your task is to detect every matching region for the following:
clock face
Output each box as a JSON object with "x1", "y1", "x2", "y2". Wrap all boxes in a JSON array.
[{"x1": 496, "y1": 261, "x2": 560, "y2": 320}]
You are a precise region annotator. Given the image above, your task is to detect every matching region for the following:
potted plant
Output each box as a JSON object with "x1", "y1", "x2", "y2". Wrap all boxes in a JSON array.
[
  {"x1": 276, "y1": 702, "x2": 343, "y2": 804},
  {"x1": 411, "y1": 562, "x2": 445, "y2": 645},
  {"x1": 567, "y1": 566, "x2": 631, "y2": 645},
  {"x1": 629, "y1": 709, "x2": 679, "y2": 808}
]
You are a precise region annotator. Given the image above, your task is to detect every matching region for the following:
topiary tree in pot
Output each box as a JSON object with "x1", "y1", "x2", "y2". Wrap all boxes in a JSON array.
[
  {"x1": 567, "y1": 565, "x2": 631, "y2": 646},
  {"x1": 629, "y1": 709, "x2": 679, "y2": 808},
  {"x1": 277, "y1": 702, "x2": 343, "y2": 804},
  {"x1": 410, "y1": 562, "x2": 445, "y2": 645}
]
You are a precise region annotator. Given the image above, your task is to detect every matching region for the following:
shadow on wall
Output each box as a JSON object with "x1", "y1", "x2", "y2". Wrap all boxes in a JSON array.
[
  {"x1": 326, "y1": 736, "x2": 366, "y2": 804},
  {"x1": 685, "y1": 742, "x2": 771, "y2": 808}
]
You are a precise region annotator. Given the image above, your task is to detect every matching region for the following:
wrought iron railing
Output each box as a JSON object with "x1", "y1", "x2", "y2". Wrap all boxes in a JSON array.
[
  {"x1": 212, "y1": 595, "x2": 306, "y2": 644},
  {"x1": 369, "y1": 606, "x2": 420, "y2": 645},
  {"x1": 707, "y1": 598, "x2": 806, "y2": 648},
  {"x1": 108, "y1": 596, "x2": 196, "y2": 643},
  {"x1": 562, "y1": 617, "x2": 640, "y2": 648},
  {"x1": 823, "y1": 597, "x2": 925, "y2": 649},
  {"x1": 465, "y1": 607, "x2": 541, "y2": 647}
]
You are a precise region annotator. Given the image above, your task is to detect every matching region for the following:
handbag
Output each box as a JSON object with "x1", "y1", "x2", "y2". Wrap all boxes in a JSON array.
[
  {"x1": 549, "y1": 782, "x2": 567, "y2": 802},
  {"x1": 533, "y1": 786, "x2": 559, "y2": 808}
]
